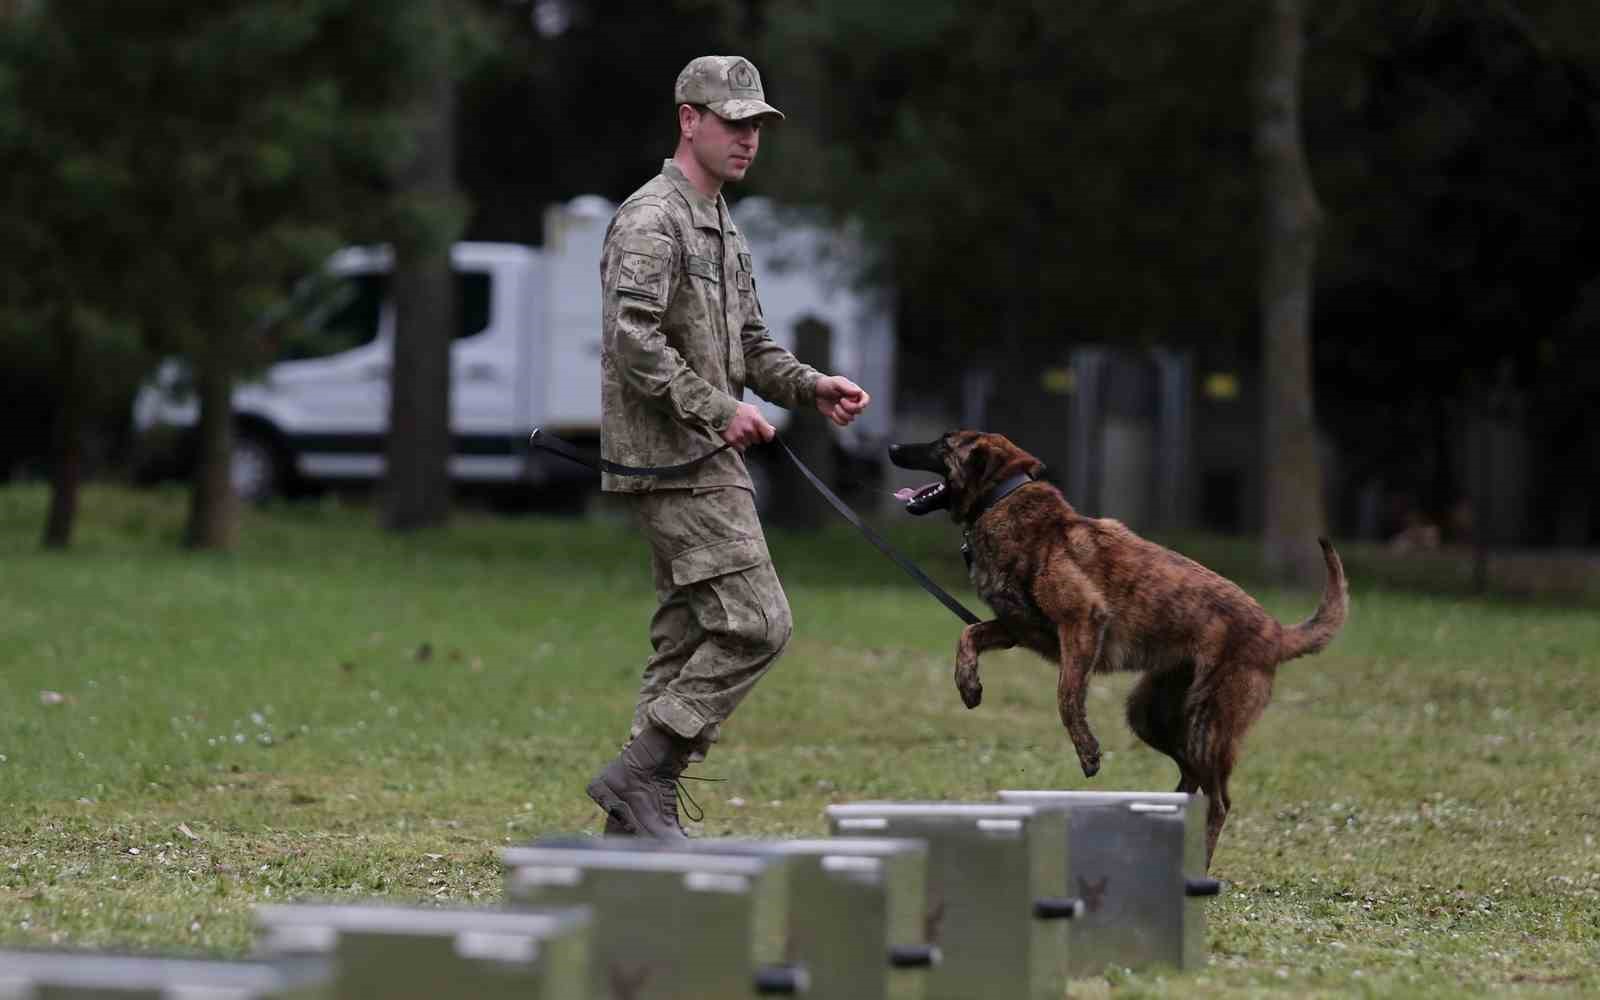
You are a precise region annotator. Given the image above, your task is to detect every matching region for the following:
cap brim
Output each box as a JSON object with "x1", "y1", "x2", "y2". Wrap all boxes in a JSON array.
[{"x1": 709, "y1": 98, "x2": 784, "y2": 122}]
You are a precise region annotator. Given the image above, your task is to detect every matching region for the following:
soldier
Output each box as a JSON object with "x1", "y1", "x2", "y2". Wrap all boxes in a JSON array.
[{"x1": 588, "y1": 55, "x2": 871, "y2": 838}]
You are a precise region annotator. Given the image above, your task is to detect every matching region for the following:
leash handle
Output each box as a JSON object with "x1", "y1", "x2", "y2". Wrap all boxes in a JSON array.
[{"x1": 528, "y1": 428, "x2": 983, "y2": 627}]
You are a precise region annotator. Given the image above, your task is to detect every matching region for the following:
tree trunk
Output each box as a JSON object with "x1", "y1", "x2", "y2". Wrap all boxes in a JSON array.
[
  {"x1": 382, "y1": 5, "x2": 458, "y2": 533},
  {"x1": 766, "y1": 317, "x2": 833, "y2": 532},
  {"x1": 1255, "y1": 0, "x2": 1327, "y2": 587},
  {"x1": 41, "y1": 317, "x2": 82, "y2": 550},
  {"x1": 184, "y1": 352, "x2": 239, "y2": 550}
]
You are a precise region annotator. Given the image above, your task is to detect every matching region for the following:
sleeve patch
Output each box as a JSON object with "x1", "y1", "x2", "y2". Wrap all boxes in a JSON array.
[{"x1": 617, "y1": 250, "x2": 668, "y2": 303}]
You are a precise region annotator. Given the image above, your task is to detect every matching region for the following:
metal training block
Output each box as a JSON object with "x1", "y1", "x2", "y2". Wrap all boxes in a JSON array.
[
  {"x1": 724, "y1": 839, "x2": 934, "y2": 1000},
  {"x1": 552, "y1": 836, "x2": 935, "y2": 1000},
  {"x1": 255, "y1": 903, "x2": 592, "y2": 999},
  {"x1": 0, "y1": 952, "x2": 331, "y2": 999},
  {"x1": 997, "y1": 790, "x2": 1219, "y2": 974},
  {"x1": 827, "y1": 803, "x2": 1080, "y2": 1000},
  {"x1": 503, "y1": 841, "x2": 807, "y2": 998}
]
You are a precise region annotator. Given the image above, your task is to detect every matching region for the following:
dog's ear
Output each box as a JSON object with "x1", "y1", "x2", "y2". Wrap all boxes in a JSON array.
[{"x1": 958, "y1": 439, "x2": 1001, "y2": 493}]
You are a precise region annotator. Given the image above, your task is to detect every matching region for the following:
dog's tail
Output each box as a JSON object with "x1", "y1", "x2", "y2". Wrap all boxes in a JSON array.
[{"x1": 1278, "y1": 538, "x2": 1348, "y2": 661}]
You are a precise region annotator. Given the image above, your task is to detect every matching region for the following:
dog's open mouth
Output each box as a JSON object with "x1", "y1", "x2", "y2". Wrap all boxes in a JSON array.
[{"x1": 893, "y1": 480, "x2": 951, "y2": 516}]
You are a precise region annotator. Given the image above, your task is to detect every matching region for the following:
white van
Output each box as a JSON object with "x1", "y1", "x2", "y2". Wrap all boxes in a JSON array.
[{"x1": 131, "y1": 196, "x2": 896, "y2": 502}]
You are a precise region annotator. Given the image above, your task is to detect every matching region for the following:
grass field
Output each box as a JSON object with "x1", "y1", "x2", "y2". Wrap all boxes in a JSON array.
[{"x1": 2, "y1": 484, "x2": 1597, "y2": 997}]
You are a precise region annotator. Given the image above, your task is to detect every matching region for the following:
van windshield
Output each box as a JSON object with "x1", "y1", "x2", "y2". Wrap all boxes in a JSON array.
[
  {"x1": 280, "y1": 272, "x2": 386, "y2": 361},
  {"x1": 275, "y1": 268, "x2": 491, "y2": 361}
]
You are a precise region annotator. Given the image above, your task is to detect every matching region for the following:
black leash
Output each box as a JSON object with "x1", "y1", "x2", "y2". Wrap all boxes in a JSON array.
[
  {"x1": 529, "y1": 428, "x2": 982, "y2": 626},
  {"x1": 529, "y1": 427, "x2": 734, "y2": 478}
]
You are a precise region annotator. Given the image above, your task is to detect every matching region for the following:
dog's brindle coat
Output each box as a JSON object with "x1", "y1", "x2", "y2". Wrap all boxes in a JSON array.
[{"x1": 890, "y1": 431, "x2": 1348, "y2": 868}]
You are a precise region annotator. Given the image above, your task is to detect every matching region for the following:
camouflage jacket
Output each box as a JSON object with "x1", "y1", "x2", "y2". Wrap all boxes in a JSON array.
[{"x1": 599, "y1": 160, "x2": 820, "y2": 493}]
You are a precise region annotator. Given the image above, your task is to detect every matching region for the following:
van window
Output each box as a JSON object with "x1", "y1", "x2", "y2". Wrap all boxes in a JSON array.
[
  {"x1": 458, "y1": 271, "x2": 492, "y2": 339},
  {"x1": 280, "y1": 273, "x2": 386, "y2": 361},
  {"x1": 277, "y1": 268, "x2": 490, "y2": 359}
]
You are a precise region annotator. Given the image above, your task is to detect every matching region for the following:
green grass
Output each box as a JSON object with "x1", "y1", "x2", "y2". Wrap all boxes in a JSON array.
[{"x1": 2, "y1": 484, "x2": 1597, "y2": 997}]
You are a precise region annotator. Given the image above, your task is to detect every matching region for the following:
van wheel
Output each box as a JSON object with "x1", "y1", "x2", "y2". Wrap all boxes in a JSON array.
[{"x1": 231, "y1": 430, "x2": 285, "y2": 504}]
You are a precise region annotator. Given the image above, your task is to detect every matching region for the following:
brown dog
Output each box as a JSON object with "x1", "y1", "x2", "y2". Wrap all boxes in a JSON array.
[{"x1": 889, "y1": 431, "x2": 1348, "y2": 867}]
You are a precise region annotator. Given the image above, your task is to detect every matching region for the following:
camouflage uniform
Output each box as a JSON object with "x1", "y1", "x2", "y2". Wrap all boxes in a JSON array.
[{"x1": 600, "y1": 58, "x2": 817, "y2": 756}]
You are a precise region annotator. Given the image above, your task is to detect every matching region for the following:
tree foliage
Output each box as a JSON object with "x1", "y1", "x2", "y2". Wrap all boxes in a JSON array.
[
  {"x1": 0, "y1": 0, "x2": 449, "y2": 547},
  {"x1": 761, "y1": 1, "x2": 1260, "y2": 364},
  {"x1": 460, "y1": 0, "x2": 756, "y2": 240},
  {"x1": 1304, "y1": 1, "x2": 1600, "y2": 533},
  {"x1": 757, "y1": 0, "x2": 1600, "y2": 542},
  {"x1": 4, "y1": 0, "x2": 1600, "y2": 550}
]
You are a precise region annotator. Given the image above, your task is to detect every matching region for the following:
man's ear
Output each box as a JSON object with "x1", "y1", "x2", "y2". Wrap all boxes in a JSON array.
[{"x1": 678, "y1": 103, "x2": 701, "y2": 140}]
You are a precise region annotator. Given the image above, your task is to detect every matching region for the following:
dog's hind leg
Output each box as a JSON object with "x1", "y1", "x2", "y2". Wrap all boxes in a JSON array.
[
  {"x1": 1178, "y1": 696, "x2": 1232, "y2": 869},
  {"x1": 1193, "y1": 671, "x2": 1275, "y2": 867},
  {"x1": 954, "y1": 620, "x2": 1016, "y2": 709},
  {"x1": 1201, "y1": 770, "x2": 1232, "y2": 870},
  {"x1": 1126, "y1": 665, "x2": 1202, "y2": 793}
]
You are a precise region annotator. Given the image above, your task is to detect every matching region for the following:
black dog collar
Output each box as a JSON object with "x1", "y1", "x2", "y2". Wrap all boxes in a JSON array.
[
  {"x1": 962, "y1": 472, "x2": 1035, "y2": 571},
  {"x1": 971, "y1": 472, "x2": 1035, "y2": 523}
]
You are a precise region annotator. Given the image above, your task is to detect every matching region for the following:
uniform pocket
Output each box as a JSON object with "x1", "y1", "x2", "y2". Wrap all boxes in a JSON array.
[
  {"x1": 686, "y1": 254, "x2": 720, "y2": 283},
  {"x1": 691, "y1": 565, "x2": 781, "y2": 647},
  {"x1": 670, "y1": 536, "x2": 765, "y2": 587}
]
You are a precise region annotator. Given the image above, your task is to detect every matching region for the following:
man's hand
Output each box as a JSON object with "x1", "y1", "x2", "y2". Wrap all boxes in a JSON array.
[
  {"x1": 814, "y1": 375, "x2": 870, "y2": 427},
  {"x1": 721, "y1": 401, "x2": 777, "y2": 451}
]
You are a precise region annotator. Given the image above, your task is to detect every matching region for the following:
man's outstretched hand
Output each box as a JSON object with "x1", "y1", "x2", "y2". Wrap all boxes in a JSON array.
[
  {"x1": 721, "y1": 376, "x2": 869, "y2": 451},
  {"x1": 814, "y1": 375, "x2": 870, "y2": 427}
]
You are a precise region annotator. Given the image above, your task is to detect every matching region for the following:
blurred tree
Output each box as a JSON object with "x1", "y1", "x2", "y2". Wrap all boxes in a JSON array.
[
  {"x1": 764, "y1": 0, "x2": 1600, "y2": 550},
  {"x1": 760, "y1": 1, "x2": 1259, "y2": 367},
  {"x1": 1306, "y1": 1, "x2": 1600, "y2": 543},
  {"x1": 382, "y1": 0, "x2": 477, "y2": 533},
  {"x1": 1256, "y1": 0, "x2": 1327, "y2": 586},
  {"x1": 0, "y1": 4, "x2": 155, "y2": 547},
  {"x1": 458, "y1": 0, "x2": 754, "y2": 241},
  {"x1": 0, "y1": 1, "x2": 440, "y2": 549}
]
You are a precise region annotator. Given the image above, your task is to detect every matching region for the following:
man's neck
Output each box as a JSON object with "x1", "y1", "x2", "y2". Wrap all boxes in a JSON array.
[{"x1": 672, "y1": 148, "x2": 722, "y2": 200}]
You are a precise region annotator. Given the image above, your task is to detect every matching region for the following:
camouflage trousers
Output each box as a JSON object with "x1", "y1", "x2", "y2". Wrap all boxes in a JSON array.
[{"x1": 626, "y1": 486, "x2": 794, "y2": 761}]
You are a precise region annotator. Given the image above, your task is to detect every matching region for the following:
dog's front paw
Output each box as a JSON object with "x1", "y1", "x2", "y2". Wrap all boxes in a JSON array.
[
  {"x1": 954, "y1": 664, "x2": 983, "y2": 709},
  {"x1": 1077, "y1": 740, "x2": 1102, "y2": 778}
]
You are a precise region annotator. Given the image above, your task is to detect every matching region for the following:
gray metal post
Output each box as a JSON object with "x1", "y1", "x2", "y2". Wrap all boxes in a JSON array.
[
  {"x1": 1151, "y1": 348, "x2": 1194, "y2": 533},
  {"x1": 1068, "y1": 347, "x2": 1108, "y2": 513}
]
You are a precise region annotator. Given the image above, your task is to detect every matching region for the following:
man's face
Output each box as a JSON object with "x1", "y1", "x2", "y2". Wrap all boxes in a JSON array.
[{"x1": 685, "y1": 106, "x2": 765, "y2": 184}]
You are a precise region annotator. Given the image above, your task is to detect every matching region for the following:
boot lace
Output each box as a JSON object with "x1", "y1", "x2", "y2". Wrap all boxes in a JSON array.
[{"x1": 657, "y1": 772, "x2": 722, "y2": 826}]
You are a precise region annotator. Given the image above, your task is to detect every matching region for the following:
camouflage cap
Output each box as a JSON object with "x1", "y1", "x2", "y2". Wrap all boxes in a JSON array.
[{"x1": 674, "y1": 55, "x2": 784, "y2": 122}]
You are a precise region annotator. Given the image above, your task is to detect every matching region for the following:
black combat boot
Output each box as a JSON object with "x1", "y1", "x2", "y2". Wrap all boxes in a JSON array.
[{"x1": 586, "y1": 725, "x2": 691, "y2": 839}]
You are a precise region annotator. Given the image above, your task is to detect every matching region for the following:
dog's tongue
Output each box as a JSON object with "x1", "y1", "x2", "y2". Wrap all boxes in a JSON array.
[{"x1": 893, "y1": 481, "x2": 950, "y2": 516}]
